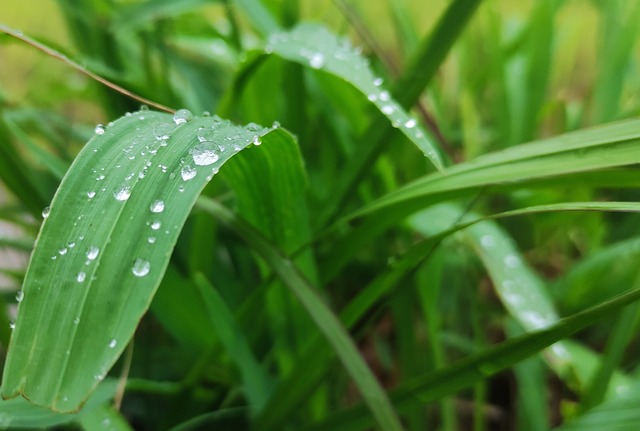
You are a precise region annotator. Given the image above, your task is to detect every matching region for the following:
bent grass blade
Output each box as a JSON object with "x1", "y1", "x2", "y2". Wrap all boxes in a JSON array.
[{"x1": 1, "y1": 110, "x2": 275, "y2": 412}]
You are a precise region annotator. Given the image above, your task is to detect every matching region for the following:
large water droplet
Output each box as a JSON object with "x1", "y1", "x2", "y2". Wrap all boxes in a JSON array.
[
  {"x1": 86, "y1": 246, "x2": 100, "y2": 260},
  {"x1": 173, "y1": 109, "x2": 193, "y2": 125},
  {"x1": 42, "y1": 206, "x2": 51, "y2": 219},
  {"x1": 192, "y1": 142, "x2": 220, "y2": 166},
  {"x1": 150, "y1": 200, "x2": 165, "y2": 213},
  {"x1": 181, "y1": 164, "x2": 197, "y2": 181},
  {"x1": 114, "y1": 186, "x2": 132, "y2": 201},
  {"x1": 95, "y1": 124, "x2": 106, "y2": 135},
  {"x1": 309, "y1": 52, "x2": 325, "y2": 69},
  {"x1": 132, "y1": 258, "x2": 150, "y2": 277}
]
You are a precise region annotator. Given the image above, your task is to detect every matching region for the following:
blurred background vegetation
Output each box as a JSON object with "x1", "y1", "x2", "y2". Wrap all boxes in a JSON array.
[{"x1": 1, "y1": 0, "x2": 640, "y2": 430}]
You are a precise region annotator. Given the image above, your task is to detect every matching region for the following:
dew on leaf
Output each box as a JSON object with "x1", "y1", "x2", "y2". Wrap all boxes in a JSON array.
[
  {"x1": 132, "y1": 258, "x2": 150, "y2": 277},
  {"x1": 42, "y1": 206, "x2": 51, "y2": 219},
  {"x1": 191, "y1": 142, "x2": 220, "y2": 166},
  {"x1": 150, "y1": 200, "x2": 165, "y2": 213},
  {"x1": 95, "y1": 124, "x2": 106, "y2": 135},
  {"x1": 309, "y1": 52, "x2": 325, "y2": 69},
  {"x1": 173, "y1": 109, "x2": 193, "y2": 125},
  {"x1": 114, "y1": 186, "x2": 132, "y2": 201},
  {"x1": 151, "y1": 221, "x2": 161, "y2": 230},
  {"x1": 86, "y1": 246, "x2": 100, "y2": 260},
  {"x1": 77, "y1": 272, "x2": 86, "y2": 283},
  {"x1": 15, "y1": 290, "x2": 24, "y2": 302}
]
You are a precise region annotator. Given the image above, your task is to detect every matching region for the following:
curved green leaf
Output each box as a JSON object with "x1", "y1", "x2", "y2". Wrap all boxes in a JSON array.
[
  {"x1": 265, "y1": 23, "x2": 443, "y2": 170},
  {"x1": 1, "y1": 109, "x2": 277, "y2": 412}
]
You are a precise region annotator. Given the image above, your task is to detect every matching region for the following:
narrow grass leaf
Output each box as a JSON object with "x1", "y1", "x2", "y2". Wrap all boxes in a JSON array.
[
  {"x1": 194, "y1": 273, "x2": 272, "y2": 413},
  {"x1": 1, "y1": 110, "x2": 278, "y2": 412},
  {"x1": 196, "y1": 196, "x2": 404, "y2": 431},
  {"x1": 306, "y1": 287, "x2": 640, "y2": 431},
  {"x1": 266, "y1": 23, "x2": 443, "y2": 170}
]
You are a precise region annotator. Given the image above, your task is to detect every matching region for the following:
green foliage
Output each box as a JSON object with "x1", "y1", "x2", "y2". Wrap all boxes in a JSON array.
[{"x1": 1, "y1": 0, "x2": 640, "y2": 430}]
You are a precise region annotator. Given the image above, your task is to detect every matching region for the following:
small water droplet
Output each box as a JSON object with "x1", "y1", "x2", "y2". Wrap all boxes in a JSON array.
[
  {"x1": 108, "y1": 339, "x2": 117, "y2": 348},
  {"x1": 379, "y1": 91, "x2": 390, "y2": 102},
  {"x1": 16, "y1": 290, "x2": 24, "y2": 302},
  {"x1": 192, "y1": 142, "x2": 220, "y2": 166},
  {"x1": 173, "y1": 109, "x2": 193, "y2": 125},
  {"x1": 87, "y1": 191, "x2": 96, "y2": 199},
  {"x1": 95, "y1": 124, "x2": 106, "y2": 135},
  {"x1": 381, "y1": 104, "x2": 395, "y2": 115},
  {"x1": 148, "y1": 236, "x2": 156, "y2": 244},
  {"x1": 114, "y1": 186, "x2": 132, "y2": 201},
  {"x1": 367, "y1": 93, "x2": 378, "y2": 102},
  {"x1": 132, "y1": 258, "x2": 150, "y2": 277},
  {"x1": 9, "y1": 321, "x2": 15, "y2": 330},
  {"x1": 151, "y1": 221, "x2": 161, "y2": 230},
  {"x1": 153, "y1": 123, "x2": 173, "y2": 141},
  {"x1": 373, "y1": 77, "x2": 383, "y2": 86},
  {"x1": 73, "y1": 317, "x2": 80, "y2": 325},
  {"x1": 77, "y1": 272, "x2": 86, "y2": 283},
  {"x1": 59, "y1": 247, "x2": 68, "y2": 255},
  {"x1": 504, "y1": 255, "x2": 521, "y2": 268},
  {"x1": 480, "y1": 235, "x2": 496, "y2": 248},
  {"x1": 404, "y1": 119, "x2": 417, "y2": 128},
  {"x1": 178, "y1": 185, "x2": 185, "y2": 192},
  {"x1": 42, "y1": 206, "x2": 51, "y2": 219},
  {"x1": 86, "y1": 246, "x2": 100, "y2": 260},
  {"x1": 309, "y1": 52, "x2": 325, "y2": 69},
  {"x1": 181, "y1": 164, "x2": 197, "y2": 181},
  {"x1": 150, "y1": 200, "x2": 165, "y2": 213},
  {"x1": 68, "y1": 242, "x2": 76, "y2": 249},
  {"x1": 252, "y1": 136, "x2": 262, "y2": 146}
]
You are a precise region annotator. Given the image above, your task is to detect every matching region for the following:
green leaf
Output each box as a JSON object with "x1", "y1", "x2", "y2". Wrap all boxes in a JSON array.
[
  {"x1": 266, "y1": 23, "x2": 444, "y2": 170},
  {"x1": 196, "y1": 197, "x2": 404, "y2": 431},
  {"x1": 306, "y1": 286, "x2": 640, "y2": 431},
  {"x1": 0, "y1": 379, "x2": 117, "y2": 429},
  {"x1": 1, "y1": 110, "x2": 279, "y2": 412}
]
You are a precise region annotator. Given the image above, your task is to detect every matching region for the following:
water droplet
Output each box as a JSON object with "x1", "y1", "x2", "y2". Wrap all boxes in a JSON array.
[
  {"x1": 504, "y1": 255, "x2": 521, "y2": 268},
  {"x1": 252, "y1": 136, "x2": 262, "y2": 146},
  {"x1": 77, "y1": 272, "x2": 86, "y2": 283},
  {"x1": 96, "y1": 174, "x2": 105, "y2": 181},
  {"x1": 59, "y1": 247, "x2": 68, "y2": 255},
  {"x1": 95, "y1": 124, "x2": 105, "y2": 135},
  {"x1": 480, "y1": 235, "x2": 496, "y2": 248},
  {"x1": 379, "y1": 91, "x2": 390, "y2": 102},
  {"x1": 42, "y1": 206, "x2": 51, "y2": 219},
  {"x1": 309, "y1": 52, "x2": 325, "y2": 69},
  {"x1": 153, "y1": 123, "x2": 173, "y2": 141},
  {"x1": 151, "y1": 221, "x2": 161, "y2": 230},
  {"x1": 9, "y1": 321, "x2": 15, "y2": 330},
  {"x1": 178, "y1": 185, "x2": 185, "y2": 192},
  {"x1": 68, "y1": 242, "x2": 76, "y2": 249},
  {"x1": 108, "y1": 339, "x2": 117, "y2": 348},
  {"x1": 132, "y1": 258, "x2": 150, "y2": 277},
  {"x1": 181, "y1": 164, "x2": 197, "y2": 181},
  {"x1": 173, "y1": 109, "x2": 193, "y2": 125},
  {"x1": 404, "y1": 119, "x2": 416, "y2": 128},
  {"x1": 86, "y1": 246, "x2": 100, "y2": 260},
  {"x1": 381, "y1": 104, "x2": 395, "y2": 115},
  {"x1": 15, "y1": 290, "x2": 24, "y2": 302},
  {"x1": 114, "y1": 186, "x2": 132, "y2": 201},
  {"x1": 150, "y1": 200, "x2": 165, "y2": 213},
  {"x1": 73, "y1": 317, "x2": 80, "y2": 325},
  {"x1": 373, "y1": 77, "x2": 383, "y2": 87},
  {"x1": 147, "y1": 236, "x2": 156, "y2": 244},
  {"x1": 367, "y1": 93, "x2": 378, "y2": 102},
  {"x1": 192, "y1": 142, "x2": 220, "y2": 166},
  {"x1": 197, "y1": 129, "x2": 216, "y2": 142},
  {"x1": 87, "y1": 191, "x2": 96, "y2": 199},
  {"x1": 202, "y1": 111, "x2": 211, "y2": 117},
  {"x1": 51, "y1": 255, "x2": 57, "y2": 260}
]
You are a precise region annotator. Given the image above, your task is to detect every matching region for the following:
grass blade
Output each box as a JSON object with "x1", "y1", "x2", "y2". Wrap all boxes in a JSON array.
[
  {"x1": 266, "y1": 23, "x2": 443, "y2": 170},
  {"x1": 196, "y1": 196, "x2": 405, "y2": 431},
  {"x1": 1, "y1": 110, "x2": 277, "y2": 412}
]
